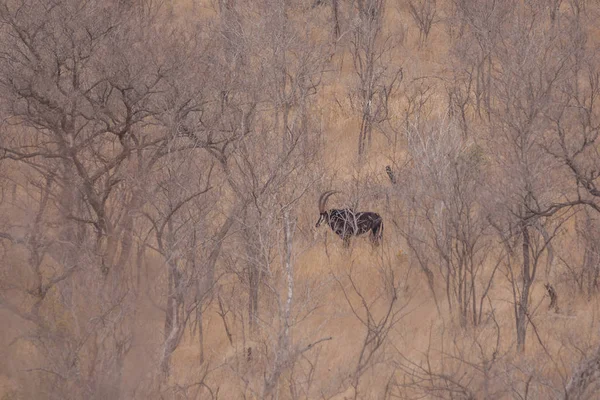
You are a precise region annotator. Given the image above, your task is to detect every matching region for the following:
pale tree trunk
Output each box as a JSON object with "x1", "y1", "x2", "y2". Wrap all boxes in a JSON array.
[
  {"x1": 159, "y1": 204, "x2": 241, "y2": 376},
  {"x1": 516, "y1": 221, "x2": 531, "y2": 353},
  {"x1": 263, "y1": 210, "x2": 295, "y2": 397}
]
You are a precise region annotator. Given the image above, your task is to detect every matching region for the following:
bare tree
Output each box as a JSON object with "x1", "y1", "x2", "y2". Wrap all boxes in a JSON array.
[
  {"x1": 0, "y1": 1, "x2": 182, "y2": 396},
  {"x1": 311, "y1": 0, "x2": 344, "y2": 42},
  {"x1": 213, "y1": 0, "x2": 326, "y2": 334},
  {"x1": 447, "y1": 0, "x2": 514, "y2": 119},
  {"x1": 330, "y1": 255, "x2": 409, "y2": 399},
  {"x1": 538, "y1": 12, "x2": 600, "y2": 216},
  {"x1": 349, "y1": 0, "x2": 403, "y2": 156},
  {"x1": 395, "y1": 119, "x2": 496, "y2": 326},
  {"x1": 406, "y1": 0, "x2": 438, "y2": 47},
  {"x1": 481, "y1": 0, "x2": 582, "y2": 353},
  {"x1": 141, "y1": 155, "x2": 216, "y2": 375},
  {"x1": 393, "y1": 310, "x2": 504, "y2": 399},
  {"x1": 2, "y1": 0, "x2": 600, "y2": 398},
  {"x1": 0, "y1": 0, "x2": 238, "y2": 394}
]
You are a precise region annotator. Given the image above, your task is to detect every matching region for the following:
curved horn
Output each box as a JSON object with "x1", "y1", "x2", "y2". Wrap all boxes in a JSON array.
[{"x1": 318, "y1": 191, "x2": 338, "y2": 213}]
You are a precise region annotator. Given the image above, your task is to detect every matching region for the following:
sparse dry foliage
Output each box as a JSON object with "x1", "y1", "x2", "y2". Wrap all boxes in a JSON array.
[{"x1": 1, "y1": 0, "x2": 600, "y2": 399}]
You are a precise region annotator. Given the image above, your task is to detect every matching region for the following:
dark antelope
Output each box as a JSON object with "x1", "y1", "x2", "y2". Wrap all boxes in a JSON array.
[{"x1": 315, "y1": 191, "x2": 383, "y2": 247}]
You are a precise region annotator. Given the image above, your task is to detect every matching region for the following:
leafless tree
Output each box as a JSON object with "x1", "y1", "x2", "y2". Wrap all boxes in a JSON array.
[
  {"x1": 330, "y1": 255, "x2": 410, "y2": 399},
  {"x1": 0, "y1": 0, "x2": 184, "y2": 396},
  {"x1": 395, "y1": 119, "x2": 497, "y2": 326},
  {"x1": 141, "y1": 156, "x2": 216, "y2": 376},
  {"x1": 480, "y1": 1, "x2": 581, "y2": 353},
  {"x1": 393, "y1": 310, "x2": 504, "y2": 399},
  {"x1": 349, "y1": 0, "x2": 403, "y2": 156},
  {"x1": 406, "y1": 0, "x2": 438, "y2": 47},
  {"x1": 213, "y1": 0, "x2": 327, "y2": 334},
  {"x1": 447, "y1": 0, "x2": 514, "y2": 120},
  {"x1": 311, "y1": 0, "x2": 344, "y2": 42},
  {"x1": 557, "y1": 209, "x2": 600, "y2": 298},
  {"x1": 538, "y1": 12, "x2": 600, "y2": 217},
  {"x1": 0, "y1": 0, "x2": 240, "y2": 394},
  {"x1": 2, "y1": 0, "x2": 600, "y2": 398}
]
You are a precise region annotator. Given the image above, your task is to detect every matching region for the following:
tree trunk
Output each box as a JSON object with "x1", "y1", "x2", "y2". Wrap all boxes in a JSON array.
[
  {"x1": 516, "y1": 222, "x2": 531, "y2": 353},
  {"x1": 161, "y1": 257, "x2": 184, "y2": 377},
  {"x1": 332, "y1": 0, "x2": 341, "y2": 40}
]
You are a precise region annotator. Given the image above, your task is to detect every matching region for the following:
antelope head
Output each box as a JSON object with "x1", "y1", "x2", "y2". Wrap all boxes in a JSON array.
[{"x1": 316, "y1": 191, "x2": 338, "y2": 227}]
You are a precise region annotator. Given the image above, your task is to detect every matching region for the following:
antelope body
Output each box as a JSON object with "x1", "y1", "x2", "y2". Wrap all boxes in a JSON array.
[{"x1": 316, "y1": 191, "x2": 383, "y2": 247}]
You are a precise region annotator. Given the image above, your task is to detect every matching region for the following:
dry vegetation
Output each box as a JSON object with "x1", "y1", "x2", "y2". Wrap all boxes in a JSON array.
[{"x1": 1, "y1": 0, "x2": 600, "y2": 399}]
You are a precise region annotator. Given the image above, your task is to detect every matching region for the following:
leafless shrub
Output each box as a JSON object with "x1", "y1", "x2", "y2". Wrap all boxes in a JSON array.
[
  {"x1": 349, "y1": 0, "x2": 403, "y2": 156},
  {"x1": 331, "y1": 256, "x2": 410, "y2": 399},
  {"x1": 395, "y1": 119, "x2": 495, "y2": 325},
  {"x1": 406, "y1": 0, "x2": 438, "y2": 47},
  {"x1": 393, "y1": 311, "x2": 504, "y2": 399}
]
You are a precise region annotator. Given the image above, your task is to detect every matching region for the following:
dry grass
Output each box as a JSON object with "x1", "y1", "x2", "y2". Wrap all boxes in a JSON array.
[{"x1": 1, "y1": 0, "x2": 600, "y2": 399}]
